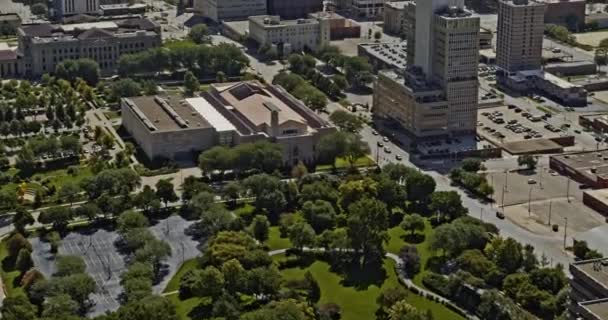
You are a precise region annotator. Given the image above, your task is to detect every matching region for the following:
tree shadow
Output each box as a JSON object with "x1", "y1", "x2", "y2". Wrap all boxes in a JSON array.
[
  {"x1": 402, "y1": 233, "x2": 426, "y2": 244},
  {"x1": 334, "y1": 258, "x2": 387, "y2": 290},
  {"x1": 188, "y1": 299, "x2": 213, "y2": 320},
  {"x1": 425, "y1": 255, "x2": 447, "y2": 274}
]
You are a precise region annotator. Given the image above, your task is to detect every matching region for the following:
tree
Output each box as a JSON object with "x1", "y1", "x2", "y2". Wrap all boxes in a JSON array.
[
  {"x1": 41, "y1": 294, "x2": 78, "y2": 319},
  {"x1": 7, "y1": 233, "x2": 32, "y2": 258},
  {"x1": 573, "y1": 240, "x2": 603, "y2": 260},
  {"x1": 221, "y1": 259, "x2": 246, "y2": 294},
  {"x1": 387, "y1": 300, "x2": 426, "y2": 320},
  {"x1": 117, "y1": 210, "x2": 149, "y2": 234},
  {"x1": 485, "y1": 237, "x2": 524, "y2": 274},
  {"x1": 15, "y1": 248, "x2": 33, "y2": 272},
  {"x1": 115, "y1": 295, "x2": 179, "y2": 320},
  {"x1": 377, "y1": 287, "x2": 409, "y2": 320},
  {"x1": 54, "y1": 59, "x2": 100, "y2": 85},
  {"x1": 333, "y1": 74, "x2": 348, "y2": 91},
  {"x1": 429, "y1": 219, "x2": 487, "y2": 257},
  {"x1": 13, "y1": 206, "x2": 34, "y2": 234},
  {"x1": 189, "y1": 24, "x2": 210, "y2": 44},
  {"x1": 399, "y1": 245, "x2": 420, "y2": 278},
  {"x1": 406, "y1": 173, "x2": 436, "y2": 205},
  {"x1": 111, "y1": 78, "x2": 141, "y2": 99},
  {"x1": 461, "y1": 158, "x2": 482, "y2": 172},
  {"x1": 196, "y1": 266, "x2": 225, "y2": 298},
  {"x1": 184, "y1": 71, "x2": 199, "y2": 96},
  {"x1": 289, "y1": 221, "x2": 316, "y2": 250},
  {"x1": 429, "y1": 191, "x2": 466, "y2": 221},
  {"x1": 400, "y1": 214, "x2": 425, "y2": 236},
  {"x1": 156, "y1": 179, "x2": 177, "y2": 207},
  {"x1": 1, "y1": 294, "x2": 37, "y2": 320},
  {"x1": 374, "y1": 31, "x2": 383, "y2": 40},
  {"x1": 518, "y1": 155, "x2": 538, "y2": 170},
  {"x1": 250, "y1": 215, "x2": 270, "y2": 242},
  {"x1": 303, "y1": 271, "x2": 320, "y2": 304},
  {"x1": 134, "y1": 239, "x2": 171, "y2": 274},
  {"x1": 301, "y1": 200, "x2": 336, "y2": 233},
  {"x1": 59, "y1": 182, "x2": 80, "y2": 207},
  {"x1": 329, "y1": 110, "x2": 364, "y2": 133},
  {"x1": 599, "y1": 38, "x2": 608, "y2": 48},
  {"x1": 55, "y1": 255, "x2": 86, "y2": 277},
  {"x1": 30, "y1": 3, "x2": 48, "y2": 16},
  {"x1": 347, "y1": 198, "x2": 389, "y2": 266},
  {"x1": 133, "y1": 185, "x2": 161, "y2": 213}
]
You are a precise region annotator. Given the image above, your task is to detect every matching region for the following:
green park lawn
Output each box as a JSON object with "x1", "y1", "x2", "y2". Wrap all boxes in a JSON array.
[
  {"x1": 0, "y1": 240, "x2": 25, "y2": 297},
  {"x1": 167, "y1": 293, "x2": 207, "y2": 320},
  {"x1": 265, "y1": 226, "x2": 292, "y2": 251},
  {"x1": 163, "y1": 259, "x2": 199, "y2": 293},
  {"x1": 385, "y1": 220, "x2": 435, "y2": 287},
  {"x1": 280, "y1": 258, "x2": 464, "y2": 320},
  {"x1": 316, "y1": 156, "x2": 375, "y2": 171}
]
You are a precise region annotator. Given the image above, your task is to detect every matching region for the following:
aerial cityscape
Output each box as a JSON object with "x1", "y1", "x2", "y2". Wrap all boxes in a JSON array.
[{"x1": 0, "y1": 0, "x2": 607, "y2": 319}]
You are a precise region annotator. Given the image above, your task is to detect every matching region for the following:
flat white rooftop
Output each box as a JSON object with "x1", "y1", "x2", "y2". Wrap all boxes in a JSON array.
[{"x1": 186, "y1": 97, "x2": 236, "y2": 132}]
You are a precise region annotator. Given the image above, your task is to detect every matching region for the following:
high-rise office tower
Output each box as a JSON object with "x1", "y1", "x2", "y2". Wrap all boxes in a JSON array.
[
  {"x1": 375, "y1": 0, "x2": 479, "y2": 136},
  {"x1": 496, "y1": 0, "x2": 545, "y2": 73}
]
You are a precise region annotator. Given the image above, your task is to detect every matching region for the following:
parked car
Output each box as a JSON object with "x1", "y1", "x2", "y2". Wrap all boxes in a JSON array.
[{"x1": 496, "y1": 211, "x2": 505, "y2": 219}]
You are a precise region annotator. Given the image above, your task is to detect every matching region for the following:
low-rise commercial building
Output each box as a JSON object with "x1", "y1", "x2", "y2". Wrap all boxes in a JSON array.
[
  {"x1": 383, "y1": 1, "x2": 412, "y2": 36},
  {"x1": 373, "y1": 68, "x2": 449, "y2": 138},
  {"x1": 308, "y1": 11, "x2": 360, "y2": 40},
  {"x1": 501, "y1": 69, "x2": 587, "y2": 107},
  {"x1": 579, "y1": 114, "x2": 608, "y2": 133},
  {"x1": 544, "y1": 60, "x2": 597, "y2": 77},
  {"x1": 123, "y1": 81, "x2": 336, "y2": 164},
  {"x1": 267, "y1": 0, "x2": 323, "y2": 19},
  {"x1": 0, "y1": 13, "x2": 21, "y2": 31},
  {"x1": 17, "y1": 18, "x2": 161, "y2": 77},
  {"x1": 52, "y1": 0, "x2": 101, "y2": 19},
  {"x1": 100, "y1": 3, "x2": 147, "y2": 16},
  {"x1": 248, "y1": 15, "x2": 330, "y2": 55},
  {"x1": 586, "y1": 13, "x2": 608, "y2": 30},
  {"x1": 0, "y1": 42, "x2": 20, "y2": 78},
  {"x1": 539, "y1": 0, "x2": 586, "y2": 31},
  {"x1": 570, "y1": 259, "x2": 608, "y2": 319},
  {"x1": 358, "y1": 42, "x2": 407, "y2": 72},
  {"x1": 550, "y1": 150, "x2": 608, "y2": 189},
  {"x1": 350, "y1": 0, "x2": 389, "y2": 18},
  {"x1": 195, "y1": 0, "x2": 267, "y2": 22}
]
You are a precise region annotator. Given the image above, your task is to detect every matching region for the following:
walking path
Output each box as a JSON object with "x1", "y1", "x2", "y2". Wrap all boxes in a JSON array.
[{"x1": 268, "y1": 247, "x2": 479, "y2": 320}]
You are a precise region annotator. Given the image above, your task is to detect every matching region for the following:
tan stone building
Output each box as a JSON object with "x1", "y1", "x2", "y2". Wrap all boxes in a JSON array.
[
  {"x1": 383, "y1": 1, "x2": 413, "y2": 36},
  {"x1": 195, "y1": 0, "x2": 267, "y2": 22},
  {"x1": 374, "y1": 69, "x2": 449, "y2": 137},
  {"x1": 123, "y1": 81, "x2": 336, "y2": 164},
  {"x1": 496, "y1": 0, "x2": 545, "y2": 73},
  {"x1": 375, "y1": 0, "x2": 479, "y2": 138},
  {"x1": 248, "y1": 15, "x2": 330, "y2": 55},
  {"x1": 17, "y1": 18, "x2": 161, "y2": 77}
]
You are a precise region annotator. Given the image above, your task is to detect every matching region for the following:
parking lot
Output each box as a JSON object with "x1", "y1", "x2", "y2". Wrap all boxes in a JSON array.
[
  {"x1": 478, "y1": 105, "x2": 575, "y2": 154},
  {"x1": 487, "y1": 167, "x2": 607, "y2": 238},
  {"x1": 30, "y1": 215, "x2": 200, "y2": 316}
]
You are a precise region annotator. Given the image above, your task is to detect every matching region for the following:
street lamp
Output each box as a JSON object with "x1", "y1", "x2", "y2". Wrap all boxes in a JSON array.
[
  {"x1": 504, "y1": 169, "x2": 509, "y2": 192},
  {"x1": 528, "y1": 186, "x2": 533, "y2": 216},
  {"x1": 563, "y1": 217, "x2": 568, "y2": 249}
]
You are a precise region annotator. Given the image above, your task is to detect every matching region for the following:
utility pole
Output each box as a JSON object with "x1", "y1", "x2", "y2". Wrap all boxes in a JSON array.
[
  {"x1": 548, "y1": 200, "x2": 552, "y2": 225},
  {"x1": 528, "y1": 186, "x2": 533, "y2": 215},
  {"x1": 564, "y1": 217, "x2": 568, "y2": 248},
  {"x1": 539, "y1": 166, "x2": 543, "y2": 189},
  {"x1": 376, "y1": 144, "x2": 380, "y2": 164},
  {"x1": 566, "y1": 176, "x2": 571, "y2": 203},
  {"x1": 480, "y1": 207, "x2": 483, "y2": 221},
  {"x1": 501, "y1": 184, "x2": 506, "y2": 210},
  {"x1": 504, "y1": 169, "x2": 508, "y2": 192}
]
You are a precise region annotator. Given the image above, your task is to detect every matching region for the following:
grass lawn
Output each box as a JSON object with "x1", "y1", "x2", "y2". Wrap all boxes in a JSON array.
[
  {"x1": 0, "y1": 241, "x2": 25, "y2": 297},
  {"x1": 163, "y1": 259, "x2": 199, "y2": 293},
  {"x1": 167, "y1": 293, "x2": 207, "y2": 320},
  {"x1": 384, "y1": 220, "x2": 434, "y2": 287},
  {"x1": 317, "y1": 156, "x2": 375, "y2": 171},
  {"x1": 265, "y1": 226, "x2": 292, "y2": 251},
  {"x1": 281, "y1": 258, "x2": 464, "y2": 320},
  {"x1": 102, "y1": 110, "x2": 121, "y2": 120}
]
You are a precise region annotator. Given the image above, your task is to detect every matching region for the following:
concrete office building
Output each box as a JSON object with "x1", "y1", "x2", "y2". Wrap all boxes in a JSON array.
[
  {"x1": 52, "y1": 0, "x2": 100, "y2": 19},
  {"x1": 383, "y1": 1, "x2": 412, "y2": 36},
  {"x1": 195, "y1": 0, "x2": 267, "y2": 22},
  {"x1": 267, "y1": 0, "x2": 323, "y2": 19},
  {"x1": 17, "y1": 18, "x2": 161, "y2": 77},
  {"x1": 249, "y1": 15, "x2": 330, "y2": 55},
  {"x1": 496, "y1": 0, "x2": 545, "y2": 73},
  {"x1": 351, "y1": 0, "x2": 389, "y2": 18},
  {"x1": 374, "y1": 0, "x2": 479, "y2": 138},
  {"x1": 123, "y1": 81, "x2": 336, "y2": 163},
  {"x1": 540, "y1": 0, "x2": 585, "y2": 31},
  {"x1": 569, "y1": 259, "x2": 608, "y2": 320},
  {"x1": 374, "y1": 69, "x2": 449, "y2": 137},
  {"x1": 497, "y1": 0, "x2": 587, "y2": 106}
]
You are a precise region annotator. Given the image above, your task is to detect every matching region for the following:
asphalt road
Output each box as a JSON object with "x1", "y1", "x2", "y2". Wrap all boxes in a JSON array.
[{"x1": 324, "y1": 101, "x2": 574, "y2": 267}]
